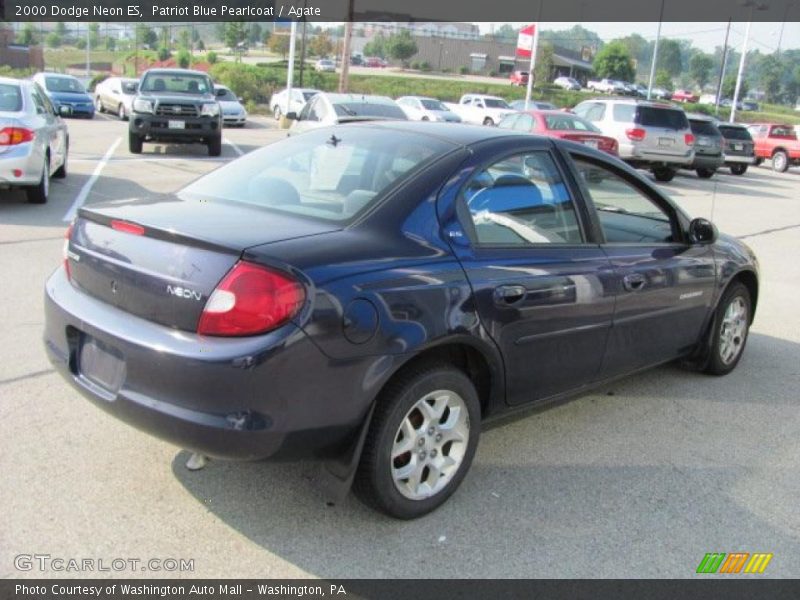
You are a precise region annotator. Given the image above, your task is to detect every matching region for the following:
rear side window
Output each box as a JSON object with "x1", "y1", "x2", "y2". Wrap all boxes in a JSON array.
[
  {"x1": 0, "y1": 83, "x2": 23, "y2": 112},
  {"x1": 689, "y1": 120, "x2": 720, "y2": 136},
  {"x1": 180, "y1": 128, "x2": 448, "y2": 223},
  {"x1": 717, "y1": 126, "x2": 752, "y2": 141},
  {"x1": 461, "y1": 152, "x2": 583, "y2": 246},
  {"x1": 635, "y1": 107, "x2": 688, "y2": 130},
  {"x1": 332, "y1": 102, "x2": 407, "y2": 120},
  {"x1": 612, "y1": 104, "x2": 636, "y2": 122}
]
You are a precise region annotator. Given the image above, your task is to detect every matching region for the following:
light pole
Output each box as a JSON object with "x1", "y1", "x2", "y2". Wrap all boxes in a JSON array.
[
  {"x1": 647, "y1": 0, "x2": 666, "y2": 100},
  {"x1": 731, "y1": 1, "x2": 769, "y2": 123},
  {"x1": 714, "y1": 19, "x2": 731, "y2": 115}
]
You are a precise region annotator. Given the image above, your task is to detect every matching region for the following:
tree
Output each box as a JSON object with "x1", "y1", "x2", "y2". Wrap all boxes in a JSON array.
[
  {"x1": 158, "y1": 46, "x2": 170, "y2": 62},
  {"x1": 722, "y1": 74, "x2": 748, "y2": 99},
  {"x1": 490, "y1": 24, "x2": 517, "y2": 42},
  {"x1": 657, "y1": 39, "x2": 683, "y2": 77},
  {"x1": 179, "y1": 29, "x2": 191, "y2": 51},
  {"x1": 385, "y1": 31, "x2": 418, "y2": 67},
  {"x1": 88, "y1": 23, "x2": 100, "y2": 49},
  {"x1": 268, "y1": 35, "x2": 290, "y2": 59},
  {"x1": 262, "y1": 29, "x2": 272, "y2": 46},
  {"x1": 248, "y1": 23, "x2": 262, "y2": 46},
  {"x1": 224, "y1": 22, "x2": 247, "y2": 51},
  {"x1": 105, "y1": 36, "x2": 116, "y2": 51},
  {"x1": 689, "y1": 53, "x2": 714, "y2": 89},
  {"x1": 758, "y1": 55, "x2": 783, "y2": 103},
  {"x1": 593, "y1": 41, "x2": 635, "y2": 81},
  {"x1": 363, "y1": 34, "x2": 387, "y2": 59},
  {"x1": 56, "y1": 22, "x2": 67, "y2": 36},
  {"x1": 206, "y1": 51, "x2": 218, "y2": 65},
  {"x1": 45, "y1": 32, "x2": 62, "y2": 48},
  {"x1": 135, "y1": 25, "x2": 157, "y2": 49},
  {"x1": 18, "y1": 24, "x2": 37, "y2": 45},
  {"x1": 540, "y1": 25, "x2": 602, "y2": 53},
  {"x1": 655, "y1": 69, "x2": 673, "y2": 91},
  {"x1": 534, "y1": 42, "x2": 554, "y2": 86},
  {"x1": 177, "y1": 49, "x2": 191, "y2": 69},
  {"x1": 309, "y1": 32, "x2": 333, "y2": 57}
]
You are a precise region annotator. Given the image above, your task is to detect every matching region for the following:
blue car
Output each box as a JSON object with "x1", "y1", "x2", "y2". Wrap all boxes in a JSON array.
[
  {"x1": 32, "y1": 73, "x2": 95, "y2": 118},
  {"x1": 44, "y1": 123, "x2": 759, "y2": 518}
]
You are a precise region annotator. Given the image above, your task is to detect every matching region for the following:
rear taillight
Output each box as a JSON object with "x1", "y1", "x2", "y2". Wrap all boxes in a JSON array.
[
  {"x1": 63, "y1": 224, "x2": 73, "y2": 280},
  {"x1": 198, "y1": 261, "x2": 305, "y2": 337},
  {"x1": 0, "y1": 127, "x2": 34, "y2": 146},
  {"x1": 626, "y1": 128, "x2": 646, "y2": 142},
  {"x1": 685, "y1": 133, "x2": 695, "y2": 146},
  {"x1": 111, "y1": 220, "x2": 145, "y2": 236}
]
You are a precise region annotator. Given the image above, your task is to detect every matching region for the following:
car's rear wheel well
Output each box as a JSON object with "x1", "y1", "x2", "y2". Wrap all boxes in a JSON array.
[
  {"x1": 732, "y1": 270, "x2": 758, "y2": 323},
  {"x1": 385, "y1": 344, "x2": 493, "y2": 417},
  {"x1": 771, "y1": 147, "x2": 787, "y2": 157}
]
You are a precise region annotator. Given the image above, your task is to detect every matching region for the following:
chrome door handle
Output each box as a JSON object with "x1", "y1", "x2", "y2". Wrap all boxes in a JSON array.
[{"x1": 494, "y1": 285, "x2": 527, "y2": 305}]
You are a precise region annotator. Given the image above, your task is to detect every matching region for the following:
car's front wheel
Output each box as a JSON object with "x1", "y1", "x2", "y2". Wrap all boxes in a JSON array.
[
  {"x1": 652, "y1": 167, "x2": 676, "y2": 182},
  {"x1": 118, "y1": 104, "x2": 127, "y2": 121},
  {"x1": 95, "y1": 96, "x2": 104, "y2": 113},
  {"x1": 730, "y1": 164, "x2": 748, "y2": 175},
  {"x1": 483, "y1": 117, "x2": 495, "y2": 126},
  {"x1": 128, "y1": 131, "x2": 143, "y2": 154},
  {"x1": 705, "y1": 282, "x2": 751, "y2": 375},
  {"x1": 354, "y1": 363, "x2": 481, "y2": 519},
  {"x1": 273, "y1": 106, "x2": 282, "y2": 121},
  {"x1": 207, "y1": 135, "x2": 222, "y2": 157}
]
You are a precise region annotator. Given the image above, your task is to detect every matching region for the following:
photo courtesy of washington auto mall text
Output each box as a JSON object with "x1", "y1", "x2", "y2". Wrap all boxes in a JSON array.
[{"x1": 1, "y1": 0, "x2": 800, "y2": 597}]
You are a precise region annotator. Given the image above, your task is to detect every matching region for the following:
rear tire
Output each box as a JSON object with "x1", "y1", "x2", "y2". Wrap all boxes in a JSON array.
[
  {"x1": 696, "y1": 168, "x2": 716, "y2": 179},
  {"x1": 95, "y1": 96, "x2": 104, "y2": 113},
  {"x1": 26, "y1": 155, "x2": 49, "y2": 204},
  {"x1": 53, "y1": 144, "x2": 68, "y2": 179},
  {"x1": 729, "y1": 164, "x2": 748, "y2": 175},
  {"x1": 353, "y1": 363, "x2": 481, "y2": 519},
  {"x1": 128, "y1": 131, "x2": 143, "y2": 154},
  {"x1": 483, "y1": 117, "x2": 495, "y2": 126},
  {"x1": 772, "y1": 150, "x2": 789, "y2": 173},
  {"x1": 704, "y1": 282, "x2": 751, "y2": 376},
  {"x1": 652, "y1": 167, "x2": 676, "y2": 182},
  {"x1": 118, "y1": 104, "x2": 127, "y2": 121},
  {"x1": 273, "y1": 106, "x2": 281, "y2": 121},
  {"x1": 208, "y1": 135, "x2": 222, "y2": 157}
]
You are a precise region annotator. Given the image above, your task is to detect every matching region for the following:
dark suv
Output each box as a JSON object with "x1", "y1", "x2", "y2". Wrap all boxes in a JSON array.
[
  {"x1": 685, "y1": 115, "x2": 724, "y2": 178},
  {"x1": 129, "y1": 69, "x2": 222, "y2": 157},
  {"x1": 717, "y1": 123, "x2": 756, "y2": 175}
]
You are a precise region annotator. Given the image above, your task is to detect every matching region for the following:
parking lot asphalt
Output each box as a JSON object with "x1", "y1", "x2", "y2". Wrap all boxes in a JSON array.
[{"x1": 1, "y1": 114, "x2": 799, "y2": 579}]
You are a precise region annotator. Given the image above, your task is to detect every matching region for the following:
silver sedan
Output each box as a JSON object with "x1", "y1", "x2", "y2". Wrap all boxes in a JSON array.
[{"x1": 0, "y1": 76, "x2": 69, "y2": 204}]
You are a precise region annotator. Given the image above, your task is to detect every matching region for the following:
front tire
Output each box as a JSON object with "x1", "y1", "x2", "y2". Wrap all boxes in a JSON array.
[
  {"x1": 652, "y1": 167, "x2": 676, "y2": 182},
  {"x1": 729, "y1": 164, "x2": 748, "y2": 175},
  {"x1": 273, "y1": 106, "x2": 282, "y2": 121},
  {"x1": 128, "y1": 131, "x2": 143, "y2": 154},
  {"x1": 118, "y1": 104, "x2": 127, "y2": 121},
  {"x1": 353, "y1": 363, "x2": 481, "y2": 519},
  {"x1": 95, "y1": 96, "x2": 104, "y2": 113},
  {"x1": 208, "y1": 135, "x2": 222, "y2": 157},
  {"x1": 53, "y1": 144, "x2": 68, "y2": 179},
  {"x1": 705, "y1": 282, "x2": 751, "y2": 376},
  {"x1": 483, "y1": 117, "x2": 495, "y2": 126},
  {"x1": 772, "y1": 150, "x2": 789, "y2": 173}
]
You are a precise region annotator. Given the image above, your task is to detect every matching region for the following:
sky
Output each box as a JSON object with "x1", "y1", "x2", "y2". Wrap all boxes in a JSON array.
[{"x1": 478, "y1": 22, "x2": 800, "y2": 52}]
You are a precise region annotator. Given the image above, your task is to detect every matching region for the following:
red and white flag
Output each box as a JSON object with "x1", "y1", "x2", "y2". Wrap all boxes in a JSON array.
[{"x1": 516, "y1": 24, "x2": 536, "y2": 58}]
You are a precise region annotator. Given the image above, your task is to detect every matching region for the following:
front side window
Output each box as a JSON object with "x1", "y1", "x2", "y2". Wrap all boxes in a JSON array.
[
  {"x1": 573, "y1": 157, "x2": 675, "y2": 244},
  {"x1": 461, "y1": 152, "x2": 583, "y2": 246},
  {"x1": 180, "y1": 129, "x2": 447, "y2": 223}
]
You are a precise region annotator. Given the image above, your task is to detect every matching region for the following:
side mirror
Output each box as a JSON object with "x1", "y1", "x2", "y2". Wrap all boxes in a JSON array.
[
  {"x1": 59, "y1": 105, "x2": 73, "y2": 117},
  {"x1": 286, "y1": 111, "x2": 298, "y2": 121},
  {"x1": 688, "y1": 217, "x2": 717, "y2": 245}
]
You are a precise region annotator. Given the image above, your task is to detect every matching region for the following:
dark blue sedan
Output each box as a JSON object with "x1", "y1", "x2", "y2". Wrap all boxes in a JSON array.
[{"x1": 44, "y1": 123, "x2": 759, "y2": 519}]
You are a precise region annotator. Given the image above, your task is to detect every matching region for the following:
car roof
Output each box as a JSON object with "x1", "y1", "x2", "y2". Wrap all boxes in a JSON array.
[{"x1": 585, "y1": 97, "x2": 683, "y2": 109}]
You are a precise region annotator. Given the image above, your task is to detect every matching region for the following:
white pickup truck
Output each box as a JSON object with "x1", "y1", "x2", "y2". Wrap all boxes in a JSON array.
[
  {"x1": 444, "y1": 94, "x2": 517, "y2": 126},
  {"x1": 587, "y1": 79, "x2": 626, "y2": 94}
]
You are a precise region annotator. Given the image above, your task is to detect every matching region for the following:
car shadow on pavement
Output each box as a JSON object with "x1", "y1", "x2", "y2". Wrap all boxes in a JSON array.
[{"x1": 171, "y1": 331, "x2": 800, "y2": 578}]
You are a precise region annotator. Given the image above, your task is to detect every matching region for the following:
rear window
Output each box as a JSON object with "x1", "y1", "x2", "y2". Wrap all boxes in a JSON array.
[
  {"x1": 636, "y1": 107, "x2": 689, "y2": 130},
  {"x1": 544, "y1": 114, "x2": 601, "y2": 133},
  {"x1": 0, "y1": 83, "x2": 23, "y2": 112},
  {"x1": 689, "y1": 120, "x2": 720, "y2": 136},
  {"x1": 44, "y1": 76, "x2": 85, "y2": 94},
  {"x1": 332, "y1": 102, "x2": 407, "y2": 120},
  {"x1": 717, "y1": 126, "x2": 752, "y2": 141},
  {"x1": 180, "y1": 128, "x2": 450, "y2": 223}
]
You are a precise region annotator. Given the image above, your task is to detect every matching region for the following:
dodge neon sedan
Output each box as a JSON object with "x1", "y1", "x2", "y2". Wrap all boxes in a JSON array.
[{"x1": 45, "y1": 123, "x2": 759, "y2": 519}]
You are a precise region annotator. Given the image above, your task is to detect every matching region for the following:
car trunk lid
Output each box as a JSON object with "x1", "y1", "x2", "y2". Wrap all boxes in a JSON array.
[{"x1": 67, "y1": 195, "x2": 340, "y2": 331}]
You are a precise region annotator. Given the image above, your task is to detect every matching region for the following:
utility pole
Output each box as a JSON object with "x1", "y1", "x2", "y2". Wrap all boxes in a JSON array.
[
  {"x1": 646, "y1": 0, "x2": 666, "y2": 100},
  {"x1": 714, "y1": 19, "x2": 731, "y2": 115},
  {"x1": 730, "y1": 20, "x2": 752, "y2": 123},
  {"x1": 299, "y1": 15, "x2": 308, "y2": 87},
  {"x1": 85, "y1": 23, "x2": 90, "y2": 78},
  {"x1": 339, "y1": 22, "x2": 353, "y2": 92},
  {"x1": 523, "y1": 0, "x2": 543, "y2": 109}
]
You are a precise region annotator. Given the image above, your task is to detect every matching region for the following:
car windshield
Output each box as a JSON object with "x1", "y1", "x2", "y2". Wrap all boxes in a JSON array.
[
  {"x1": 420, "y1": 99, "x2": 447, "y2": 111},
  {"x1": 485, "y1": 98, "x2": 510, "y2": 109},
  {"x1": 636, "y1": 107, "x2": 688, "y2": 130},
  {"x1": 44, "y1": 76, "x2": 85, "y2": 94},
  {"x1": 690, "y1": 120, "x2": 720, "y2": 136},
  {"x1": 332, "y1": 101, "x2": 407, "y2": 120},
  {"x1": 0, "y1": 83, "x2": 23, "y2": 112},
  {"x1": 180, "y1": 128, "x2": 449, "y2": 223},
  {"x1": 544, "y1": 115, "x2": 601, "y2": 133},
  {"x1": 140, "y1": 73, "x2": 211, "y2": 94},
  {"x1": 717, "y1": 126, "x2": 752, "y2": 141},
  {"x1": 216, "y1": 88, "x2": 238, "y2": 102}
]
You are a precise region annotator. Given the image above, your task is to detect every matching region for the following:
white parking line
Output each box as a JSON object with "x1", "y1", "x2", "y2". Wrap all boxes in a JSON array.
[
  {"x1": 223, "y1": 137, "x2": 244, "y2": 156},
  {"x1": 62, "y1": 137, "x2": 122, "y2": 223}
]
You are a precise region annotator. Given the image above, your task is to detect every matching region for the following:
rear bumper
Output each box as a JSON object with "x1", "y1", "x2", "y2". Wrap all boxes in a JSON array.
[
  {"x1": 130, "y1": 114, "x2": 221, "y2": 142},
  {"x1": 724, "y1": 154, "x2": 756, "y2": 165},
  {"x1": 44, "y1": 267, "x2": 373, "y2": 460},
  {"x1": 690, "y1": 153, "x2": 724, "y2": 170},
  {"x1": 0, "y1": 144, "x2": 42, "y2": 186},
  {"x1": 619, "y1": 143, "x2": 694, "y2": 167}
]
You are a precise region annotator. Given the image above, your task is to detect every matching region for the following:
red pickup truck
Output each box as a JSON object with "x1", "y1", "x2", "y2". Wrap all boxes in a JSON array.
[{"x1": 748, "y1": 123, "x2": 800, "y2": 172}]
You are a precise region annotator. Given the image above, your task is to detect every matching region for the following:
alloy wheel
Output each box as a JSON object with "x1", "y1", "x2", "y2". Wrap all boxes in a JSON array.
[{"x1": 719, "y1": 297, "x2": 748, "y2": 365}]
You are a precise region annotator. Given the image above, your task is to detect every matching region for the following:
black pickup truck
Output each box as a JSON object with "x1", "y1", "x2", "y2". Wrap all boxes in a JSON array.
[{"x1": 129, "y1": 68, "x2": 223, "y2": 156}]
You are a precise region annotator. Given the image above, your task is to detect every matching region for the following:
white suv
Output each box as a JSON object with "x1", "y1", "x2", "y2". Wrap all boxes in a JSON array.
[{"x1": 573, "y1": 98, "x2": 694, "y2": 182}]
